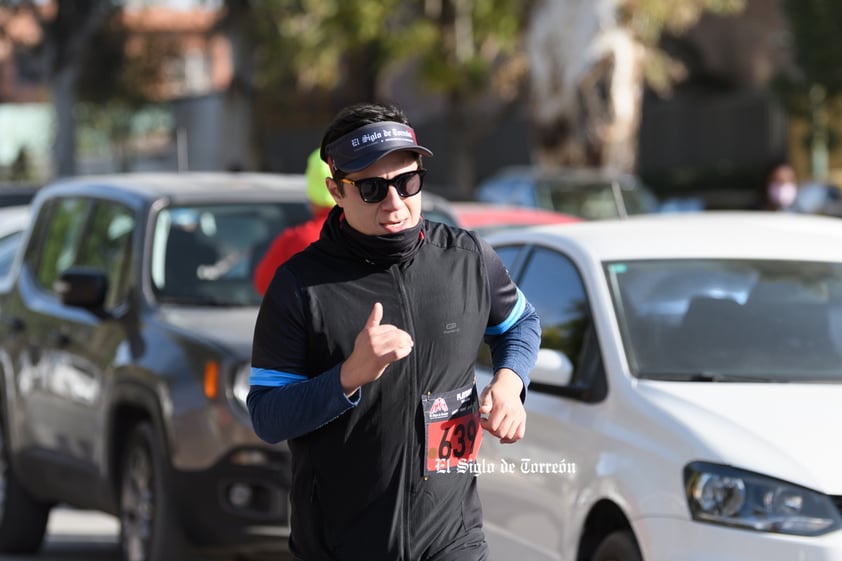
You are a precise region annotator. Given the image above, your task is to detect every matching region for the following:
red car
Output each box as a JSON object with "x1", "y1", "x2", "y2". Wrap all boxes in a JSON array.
[{"x1": 449, "y1": 202, "x2": 581, "y2": 236}]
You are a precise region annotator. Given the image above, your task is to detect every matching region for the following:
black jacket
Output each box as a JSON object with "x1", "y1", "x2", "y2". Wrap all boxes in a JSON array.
[{"x1": 251, "y1": 212, "x2": 529, "y2": 560}]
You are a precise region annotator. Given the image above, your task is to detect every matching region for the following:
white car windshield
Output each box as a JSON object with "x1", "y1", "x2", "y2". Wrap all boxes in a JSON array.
[{"x1": 607, "y1": 259, "x2": 842, "y2": 382}]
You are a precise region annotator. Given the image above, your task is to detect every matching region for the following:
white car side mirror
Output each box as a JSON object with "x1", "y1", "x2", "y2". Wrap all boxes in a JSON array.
[{"x1": 531, "y1": 348, "x2": 573, "y2": 387}]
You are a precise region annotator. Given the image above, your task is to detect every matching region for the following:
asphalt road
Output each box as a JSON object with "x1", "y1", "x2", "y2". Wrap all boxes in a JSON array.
[
  {"x1": 0, "y1": 507, "x2": 288, "y2": 561},
  {"x1": 0, "y1": 503, "x2": 524, "y2": 561},
  {"x1": 0, "y1": 507, "x2": 121, "y2": 561}
]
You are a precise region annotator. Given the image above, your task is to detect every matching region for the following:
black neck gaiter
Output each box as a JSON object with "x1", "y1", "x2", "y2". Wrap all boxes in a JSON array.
[{"x1": 323, "y1": 207, "x2": 426, "y2": 266}]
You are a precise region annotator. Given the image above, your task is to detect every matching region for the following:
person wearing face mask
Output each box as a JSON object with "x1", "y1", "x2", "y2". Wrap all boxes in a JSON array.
[
  {"x1": 248, "y1": 102, "x2": 541, "y2": 561},
  {"x1": 760, "y1": 161, "x2": 799, "y2": 211}
]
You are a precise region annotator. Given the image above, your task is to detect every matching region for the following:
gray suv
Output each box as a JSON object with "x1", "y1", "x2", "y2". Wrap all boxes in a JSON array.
[
  {"x1": 475, "y1": 166, "x2": 660, "y2": 220},
  {"x1": 0, "y1": 173, "x2": 311, "y2": 561}
]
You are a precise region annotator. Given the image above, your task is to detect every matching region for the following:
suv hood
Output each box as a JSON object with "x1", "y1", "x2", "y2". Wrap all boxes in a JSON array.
[
  {"x1": 158, "y1": 306, "x2": 258, "y2": 356},
  {"x1": 638, "y1": 381, "x2": 842, "y2": 494}
]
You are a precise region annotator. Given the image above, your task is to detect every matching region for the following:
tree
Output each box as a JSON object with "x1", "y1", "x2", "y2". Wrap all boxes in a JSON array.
[
  {"x1": 214, "y1": 0, "x2": 260, "y2": 170},
  {"x1": 3, "y1": 1, "x2": 192, "y2": 176},
  {"x1": 528, "y1": 0, "x2": 745, "y2": 173},
  {"x1": 76, "y1": 9, "x2": 176, "y2": 172},
  {"x1": 244, "y1": 0, "x2": 532, "y2": 198},
  {"x1": 779, "y1": 0, "x2": 842, "y2": 181},
  {"x1": 7, "y1": 0, "x2": 119, "y2": 178},
  {"x1": 402, "y1": 0, "x2": 533, "y2": 196}
]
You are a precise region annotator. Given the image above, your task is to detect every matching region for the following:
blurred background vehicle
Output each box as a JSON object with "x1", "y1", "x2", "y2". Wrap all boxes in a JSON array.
[
  {"x1": 0, "y1": 172, "x2": 311, "y2": 561},
  {"x1": 448, "y1": 202, "x2": 581, "y2": 236},
  {"x1": 657, "y1": 196, "x2": 707, "y2": 213},
  {"x1": 421, "y1": 191, "x2": 460, "y2": 226},
  {"x1": 475, "y1": 211, "x2": 842, "y2": 561},
  {"x1": 0, "y1": 204, "x2": 30, "y2": 281},
  {"x1": 474, "y1": 166, "x2": 660, "y2": 220},
  {"x1": 0, "y1": 183, "x2": 40, "y2": 208},
  {"x1": 791, "y1": 181, "x2": 842, "y2": 217}
]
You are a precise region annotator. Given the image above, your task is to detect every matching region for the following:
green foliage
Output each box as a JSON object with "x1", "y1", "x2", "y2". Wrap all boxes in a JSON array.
[
  {"x1": 74, "y1": 5, "x2": 177, "y2": 157},
  {"x1": 9, "y1": 147, "x2": 34, "y2": 182},
  {"x1": 621, "y1": 0, "x2": 746, "y2": 94},
  {"x1": 782, "y1": 0, "x2": 842, "y2": 96},
  {"x1": 625, "y1": 0, "x2": 745, "y2": 44},
  {"x1": 244, "y1": 0, "x2": 750, "y2": 108},
  {"x1": 776, "y1": 0, "x2": 842, "y2": 177},
  {"x1": 248, "y1": 0, "x2": 387, "y2": 91},
  {"x1": 414, "y1": 0, "x2": 529, "y2": 97},
  {"x1": 77, "y1": 24, "x2": 128, "y2": 104},
  {"x1": 248, "y1": 0, "x2": 530, "y2": 102}
]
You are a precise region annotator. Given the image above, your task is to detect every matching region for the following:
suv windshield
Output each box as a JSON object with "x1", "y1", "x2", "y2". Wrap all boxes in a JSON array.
[
  {"x1": 536, "y1": 178, "x2": 658, "y2": 219},
  {"x1": 606, "y1": 259, "x2": 842, "y2": 382},
  {"x1": 151, "y1": 202, "x2": 309, "y2": 306}
]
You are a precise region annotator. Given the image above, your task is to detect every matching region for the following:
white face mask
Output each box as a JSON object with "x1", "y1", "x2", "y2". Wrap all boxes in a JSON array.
[{"x1": 769, "y1": 182, "x2": 798, "y2": 208}]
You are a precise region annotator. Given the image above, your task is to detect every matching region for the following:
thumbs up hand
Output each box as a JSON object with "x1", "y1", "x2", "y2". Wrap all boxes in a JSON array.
[{"x1": 340, "y1": 303, "x2": 414, "y2": 396}]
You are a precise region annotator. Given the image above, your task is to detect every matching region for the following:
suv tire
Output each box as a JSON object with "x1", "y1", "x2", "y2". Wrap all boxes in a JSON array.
[
  {"x1": 0, "y1": 416, "x2": 51, "y2": 553},
  {"x1": 119, "y1": 422, "x2": 186, "y2": 561}
]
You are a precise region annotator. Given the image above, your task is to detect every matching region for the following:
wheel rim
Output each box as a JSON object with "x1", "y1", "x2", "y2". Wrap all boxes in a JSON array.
[{"x1": 121, "y1": 443, "x2": 154, "y2": 561}]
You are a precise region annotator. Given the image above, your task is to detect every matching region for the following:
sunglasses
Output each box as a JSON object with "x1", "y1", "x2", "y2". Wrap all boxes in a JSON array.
[{"x1": 339, "y1": 169, "x2": 426, "y2": 203}]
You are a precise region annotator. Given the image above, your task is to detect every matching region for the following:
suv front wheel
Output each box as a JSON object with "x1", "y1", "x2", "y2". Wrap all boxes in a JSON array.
[{"x1": 119, "y1": 421, "x2": 186, "y2": 561}]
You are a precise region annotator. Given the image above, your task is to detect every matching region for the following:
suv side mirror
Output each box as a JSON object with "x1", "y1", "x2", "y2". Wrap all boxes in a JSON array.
[{"x1": 54, "y1": 266, "x2": 108, "y2": 312}]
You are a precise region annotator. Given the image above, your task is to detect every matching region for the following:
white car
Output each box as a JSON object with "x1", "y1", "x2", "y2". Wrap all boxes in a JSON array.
[
  {"x1": 475, "y1": 211, "x2": 842, "y2": 561},
  {"x1": 0, "y1": 205, "x2": 30, "y2": 282}
]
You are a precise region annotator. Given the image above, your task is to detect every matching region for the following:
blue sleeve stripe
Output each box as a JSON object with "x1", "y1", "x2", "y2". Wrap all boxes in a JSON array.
[
  {"x1": 486, "y1": 288, "x2": 526, "y2": 335},
  {"x1": 250, "y1": 367, "x2": 307, "y2": 387}
]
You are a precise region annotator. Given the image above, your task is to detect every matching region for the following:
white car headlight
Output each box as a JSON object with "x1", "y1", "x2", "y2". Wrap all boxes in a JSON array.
[
  {"x1": 684, "y1": 462, "x2": 842, "y2": 536},
  {"x1": 232, "y1": 363, "x2": 251, "y2": 412}
]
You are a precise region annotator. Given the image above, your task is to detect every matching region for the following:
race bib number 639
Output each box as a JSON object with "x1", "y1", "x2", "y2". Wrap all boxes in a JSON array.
[{"x1": 422, "y1": 384, "x2": 483, "y2": 474}]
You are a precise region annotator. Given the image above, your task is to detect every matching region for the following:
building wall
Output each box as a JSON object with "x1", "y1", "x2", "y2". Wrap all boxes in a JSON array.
[
  {"x1": 0, "y1": 103, "x2": 51, "y2": 179},
  {"x1": 634, "y1": 0, "x2": 799, "y2": 207}
]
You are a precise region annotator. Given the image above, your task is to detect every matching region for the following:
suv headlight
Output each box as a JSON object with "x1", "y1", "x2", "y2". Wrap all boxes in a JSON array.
[
  {"x1": 232, "y1": 363, "x2": 251, "y2": 412},
  {"x1": 684, "y1": 462, "x2": 842, "y2": 536}
]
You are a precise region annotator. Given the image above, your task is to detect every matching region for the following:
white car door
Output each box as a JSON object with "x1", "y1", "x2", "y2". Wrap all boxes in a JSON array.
[{"x1": 477, "y1": 244, "x2": 610, "y2": 561}]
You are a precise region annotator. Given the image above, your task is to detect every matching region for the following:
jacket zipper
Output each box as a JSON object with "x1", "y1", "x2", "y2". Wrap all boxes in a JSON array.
[{"x1": 392, "y1": 264, "x2": 417, "y2": 561}]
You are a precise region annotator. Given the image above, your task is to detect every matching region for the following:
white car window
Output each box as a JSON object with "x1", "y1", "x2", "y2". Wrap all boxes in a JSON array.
[
  {"x1": 608, "y1": 259, "x2": 842, "y2": 382},
  {"x1": 518, "y1": 247, "x2": 591, "y2": 375}
]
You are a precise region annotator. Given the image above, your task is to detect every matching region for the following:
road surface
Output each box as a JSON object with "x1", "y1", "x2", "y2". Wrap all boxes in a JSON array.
[{"x1": 0, "y1": 507, "x2": 120, "y2": 561}]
